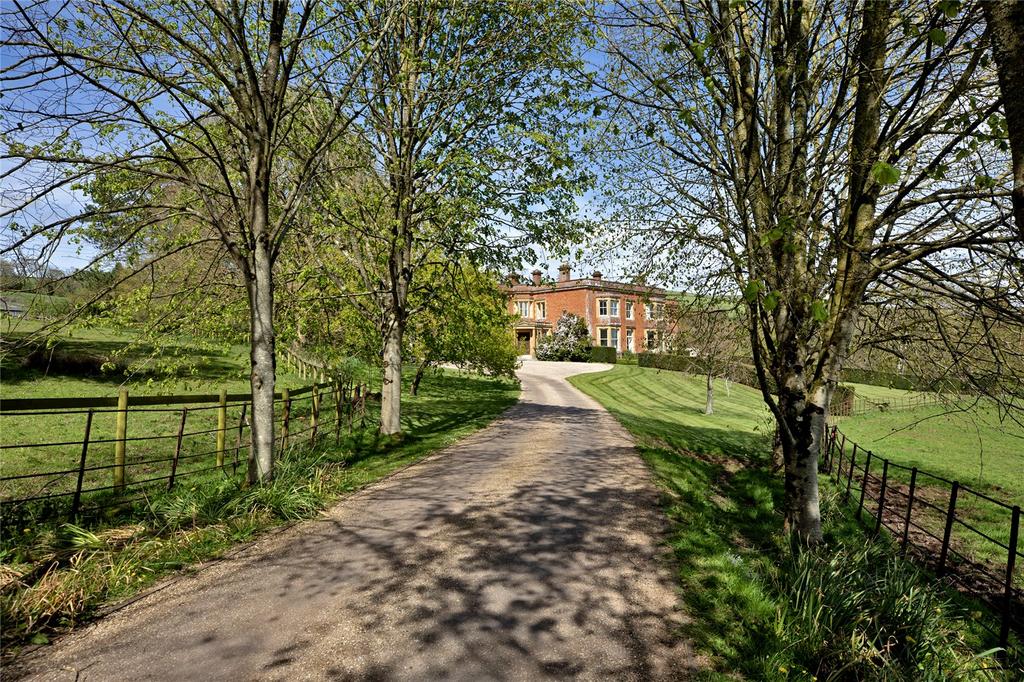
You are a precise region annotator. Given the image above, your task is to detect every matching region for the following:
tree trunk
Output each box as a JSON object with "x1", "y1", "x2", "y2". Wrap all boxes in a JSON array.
[
  {"x1": 984, "y1": 1, "x2": 1024, "y2": 240},
  {"x1": 247, "y1": 238, "x2": 276, "y2": 485},
  {"x1": 704, "y1": 372, "x2": 714, "y2": 414},
  {"x1": 380, "y1": 316, "x2": 404, "y2": 435},
  {"x1": 410, "y1": 359, "x2": 429, "y2": 396},
  {"x1": 778, "y1": 376, "x2": 823, "y2": 544}
]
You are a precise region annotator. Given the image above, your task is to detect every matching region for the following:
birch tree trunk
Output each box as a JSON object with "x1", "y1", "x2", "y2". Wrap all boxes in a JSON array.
[
  {"x1": 380, "y1": 315, "x2": 404, "y2": 435},
  {"x1": 247, "y1": 235, "x2": 277, "y2": 484},
  {"x1": 704, "y1": 372, "x2": 714, "y2": 415}
]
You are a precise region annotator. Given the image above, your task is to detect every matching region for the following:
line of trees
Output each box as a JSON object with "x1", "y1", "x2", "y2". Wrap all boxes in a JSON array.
[
  {"x1": 2, "y1": 0, "x2": 589, "y2": 482},
  {"x1": 591, "y1": 0, "x2": 1023, "y2": 542}
]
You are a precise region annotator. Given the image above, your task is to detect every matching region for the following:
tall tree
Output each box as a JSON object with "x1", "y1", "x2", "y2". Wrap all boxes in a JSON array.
[
  {"x1": 1, "y1": 0, "x2": 388, "y2": 481},
  {"x1": 315, "y1": 0, "x2": 589, "y2": 435},
  {"x1": 594, "y1": 0, "x2": 1020, "y2": 542}
]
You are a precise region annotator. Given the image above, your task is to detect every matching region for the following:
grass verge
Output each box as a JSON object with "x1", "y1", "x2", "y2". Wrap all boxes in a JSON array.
[
  {"x1": 0, "y1": 368, "x2": 518, "y2": 656},
  {"x1": 570, "y1": 365, "x2": 1016, "y2": 681}
]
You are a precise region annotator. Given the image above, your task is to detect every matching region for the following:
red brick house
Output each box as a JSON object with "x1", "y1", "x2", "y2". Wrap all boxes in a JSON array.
[{"x1": 504, "y1": 263, "x2": 668, "y2": 356}]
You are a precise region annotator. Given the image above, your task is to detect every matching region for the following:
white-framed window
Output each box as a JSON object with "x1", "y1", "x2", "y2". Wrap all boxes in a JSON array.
[
  {"x1": 655, "y1": 303, "x2": 664, "y2": 319},
  {"x1": 646, "y1": 329, "x2": 658, "y2": 349},
  {"x1": 598, "y1": 298, "x2": 620, "y2": 316},
  {"x1": 644, "y1": 302, "x2": 653, "y2": 319},
  {"x1": 644, "y1": 302, "x2": 663, "y2": 320},
  {"x1": 598, "y1": 327, "x2": 619, "y2": 348},
  {"x1": 626, "y1": 328, "x2": 635, "y2": 351},
  {"x1": 517, "y1": 300, "x2": 531, "y2": 318},
  {"x1": 535, "y1": 301, "x2": 547, "y2": 319},
  {"x1": 625, "y1": 301, "x2": 634, "y2": 320}
]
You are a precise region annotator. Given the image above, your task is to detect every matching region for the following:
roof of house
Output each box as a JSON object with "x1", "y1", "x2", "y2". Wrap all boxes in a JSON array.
[{"x1": 503, "y1": 276, "x2": 667, "y2": 298}]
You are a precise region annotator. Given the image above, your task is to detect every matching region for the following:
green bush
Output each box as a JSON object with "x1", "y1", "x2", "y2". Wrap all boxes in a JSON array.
[
  {"x1": 535, "y1": 313, "x2": 591, "y2": 362},
  {"x1": 589, "y1": 346, "x2": 617, "y2": 364}
]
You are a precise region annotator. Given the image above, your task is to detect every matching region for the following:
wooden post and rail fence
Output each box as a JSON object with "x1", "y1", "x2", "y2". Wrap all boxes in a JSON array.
[{"x1": 0, "y1": 375, "x2": 370, "y2": 520}]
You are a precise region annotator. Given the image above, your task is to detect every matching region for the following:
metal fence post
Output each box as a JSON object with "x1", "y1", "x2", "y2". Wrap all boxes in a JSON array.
[
  {"x1": 846, "y1": 443, "x2": 857, "y2": 501},
  {"x1": 281, "y1": 389, "x2": 291, "y2": 454},
  {"x1": 334, "y1": 381, "x2": 342, "y2": 444},
  {"x1": 216, "y1": 388, "x2": 227, "y2": 467},
  {"x1": 233, "y1": 402, "x2": 247, "y2": 475},
  {"x1": 836, "y1": 433, "x2": 846, "y2": 483},
  {"x1": 168, "y1": 408, "x2": 187, "y2": 490},
  {"x1": 874, "y1": 458, "x2": 889, "y2": 534},
  {"x1": 114, "y1": 387, "x2": 128, "y2": 493},
  {"x1": 998, "y1": 506, "x2": 1020, "y2": 662},
  {"x1": 70, "y1": 409, "x2": 94, "y2": 519},
  {"x1": 858, "y1": 450, "x2": 872, "y2": 520},
  {"x1": 937, "y1": 481, "x2": 960, "y2": 577},
  {"x1": 311, "y1": 384, "x2": 320, "y2": 443},
  {"x1": 902, "y1": 468, "x2": 917, "y2": 554}
]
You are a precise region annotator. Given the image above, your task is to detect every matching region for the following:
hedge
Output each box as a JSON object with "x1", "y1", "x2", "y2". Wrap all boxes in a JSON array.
[{"x1": 589, "y1": 346, "x2": 618, "y2": 364}]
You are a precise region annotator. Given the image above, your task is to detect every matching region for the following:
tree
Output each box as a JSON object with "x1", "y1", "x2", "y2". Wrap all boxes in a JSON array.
[
  {"x1": 2, "y1": 0, "x2": 388, "y2": 482},
  {"x1": 536, "y1": 313, "x2": 591, "y2": 362},
  {"x1": 983, "y1": 1, "x2": 1024, "y2": 239},
  {"x1": 593, "y1": 0, "x2": 1020, "y2": 542},
  {"x1": 406, "y1": 264, "x2": 518, "y2": 395},
  {"x1": 313, "y1": 0, "x2": 589, "y2": 435},
  {"x1": 666, "y1": 301, "x2": 746, "y2": 415}
]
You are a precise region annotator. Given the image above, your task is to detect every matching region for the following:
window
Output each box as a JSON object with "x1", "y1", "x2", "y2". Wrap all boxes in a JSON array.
[
  {"x1": 644, "y1": 302, "x2": 663, "y2": 320},
  {"x1": 625, "y1": 301, "x2": 634, "y2": 320},
  {"x1": 598, "y1": 327, "x2": 619, "y2": 348},
  {"x1": 535, "y1": 301, "x2": 546, "y2": 319},
  {"x1": 598, "y1": 298, "x2": 620, "y2": 316},
  {"x1": 646, "y1": 329, "x2": 657, "y2": 349},
  {"x1": 626, "y1": 328, "x2": 635, "y2": 352},
  {"x1": 516, "y1": 300, "x2": 531, "y2": 318},
  {"x1": 655, "y1": 303, "x2": 664, "y2": 319},
  {"x1": 644, "y1": 303, "x2": 653, "y2": 319}
]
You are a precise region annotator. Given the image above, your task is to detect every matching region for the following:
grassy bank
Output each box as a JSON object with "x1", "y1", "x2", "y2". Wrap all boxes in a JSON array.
[
  {"x1": 569, "y1": 366, "x2": 1013, "y2": 680},
  {"x1": 0, "y1": 368, "x2": 518, "y2": 654}
]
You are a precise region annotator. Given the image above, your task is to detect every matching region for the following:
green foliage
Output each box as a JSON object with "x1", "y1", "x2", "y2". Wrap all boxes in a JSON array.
[
  {"x1": 589, "y1": 345, "x2": 617, "y2": 363},
  {"x1": 535, "y1": 313, "x2": 591, "y2": 362}
]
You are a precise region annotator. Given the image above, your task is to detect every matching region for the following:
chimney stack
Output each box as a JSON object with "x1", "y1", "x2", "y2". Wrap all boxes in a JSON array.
[
  {"x1": 531, "y1": 270, "x2": 542, "y2": 286},
  {"x1": 508, "y1": 273, "x2": 520, "y2": 286},
  {"x1": 558, "y1": 263, "x2": 571, "y2": 282},
  {"x1": 592, "y1": 270, "x2": 603, "y2": 281}
]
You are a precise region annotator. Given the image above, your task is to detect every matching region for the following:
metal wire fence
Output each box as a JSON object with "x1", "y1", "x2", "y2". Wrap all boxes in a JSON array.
[
  {"x1": 823, "y1": 426, "x2": 1022, "y2": 660},
  {"x1": 0, "y1": 381, "x2": 370, "y2": 521}
]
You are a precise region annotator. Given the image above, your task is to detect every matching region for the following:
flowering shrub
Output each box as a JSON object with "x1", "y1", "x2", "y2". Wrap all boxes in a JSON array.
[{"x1": 535, "y1": 313, "x2": 591, "y2": 362}]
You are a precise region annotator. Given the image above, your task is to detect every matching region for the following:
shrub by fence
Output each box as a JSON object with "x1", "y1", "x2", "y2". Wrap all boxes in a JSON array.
[
  {"x1": 0, "y1": 379, "x2": 370, "y2": 524},
  {"x1": 823, "y1": 426, "x2": 1022, "y2": 660},
  {"x1": 589, "y1": 346, "x2": 617, "y2": 364}
]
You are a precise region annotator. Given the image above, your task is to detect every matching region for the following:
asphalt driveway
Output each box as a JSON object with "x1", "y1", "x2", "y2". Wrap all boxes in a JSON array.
[{"x1": 14, "y1": 360, "x2": 694, "y2": 681}]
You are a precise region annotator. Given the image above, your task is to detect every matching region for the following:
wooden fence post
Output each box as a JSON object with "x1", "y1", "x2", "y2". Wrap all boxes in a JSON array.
[
  {"x1": 858, "y1": 450, "x2": 872, "y2": 519},
  {"x1": 70, "y1": 409, "x2": 94, "y2": 519},
  {"x1": 168, "y1": 408, "x2": 187, "y2": 490},
  {"x1": 348, "y1": 384, "x2": 355, "y2": 433},
  {"x1": 836, "y1": 433, "x2": 846, "y2": 483},
  {"x1": 902, "y1": 468, "x2": 918, "y2": 554},
  {"x1": 114, "y1": 387, "x2": 128, "y2": 493},
  {"x1": 311, "y1": 384, "x2": 320, "y2": 443},
  {"x1": 874, "y1": 458, "x2": 889, "y2": 534},
  {"x1": 216, "y1": 388, "x2": 227, "y2": 467},
  {"x1": 937, "y1": 481, "x2": 960, "y2": 577},
  {"x1": 999, "y1": 506, "x2": 1020, "y2": 662},
  {"x1": 845, "y1": 443, "x2": 857, "y2": 501}
]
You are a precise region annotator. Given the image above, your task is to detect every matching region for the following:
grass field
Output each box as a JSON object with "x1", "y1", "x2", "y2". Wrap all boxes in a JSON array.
[{"x1": 569, "y1": 365, "x2": 1013, "y2": 679}]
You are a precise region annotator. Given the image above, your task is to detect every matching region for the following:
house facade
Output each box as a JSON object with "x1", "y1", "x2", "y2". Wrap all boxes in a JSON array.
[{"x1": 504, "y1": 263, "x2": 668, "y2": 356}]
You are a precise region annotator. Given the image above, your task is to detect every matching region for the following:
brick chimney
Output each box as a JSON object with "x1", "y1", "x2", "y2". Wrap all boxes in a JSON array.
[
  {"x1": 592, "y1": 270, "x2": 602, "y2": 281},
  {"x1": 508, "y1": 273, "x2": 520, "y2": 286},
  {"x1": 558, "y1": 263, "x2": 571, "y2": 282},
  {"x1": 531, "y1": 269, "x2": 542, "y2": 286}
]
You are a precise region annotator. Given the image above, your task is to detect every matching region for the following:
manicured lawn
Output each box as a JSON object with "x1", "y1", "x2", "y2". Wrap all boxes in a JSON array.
[{"x1": 569, "y1": 365, "x2": 1011, "y2": 679}]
